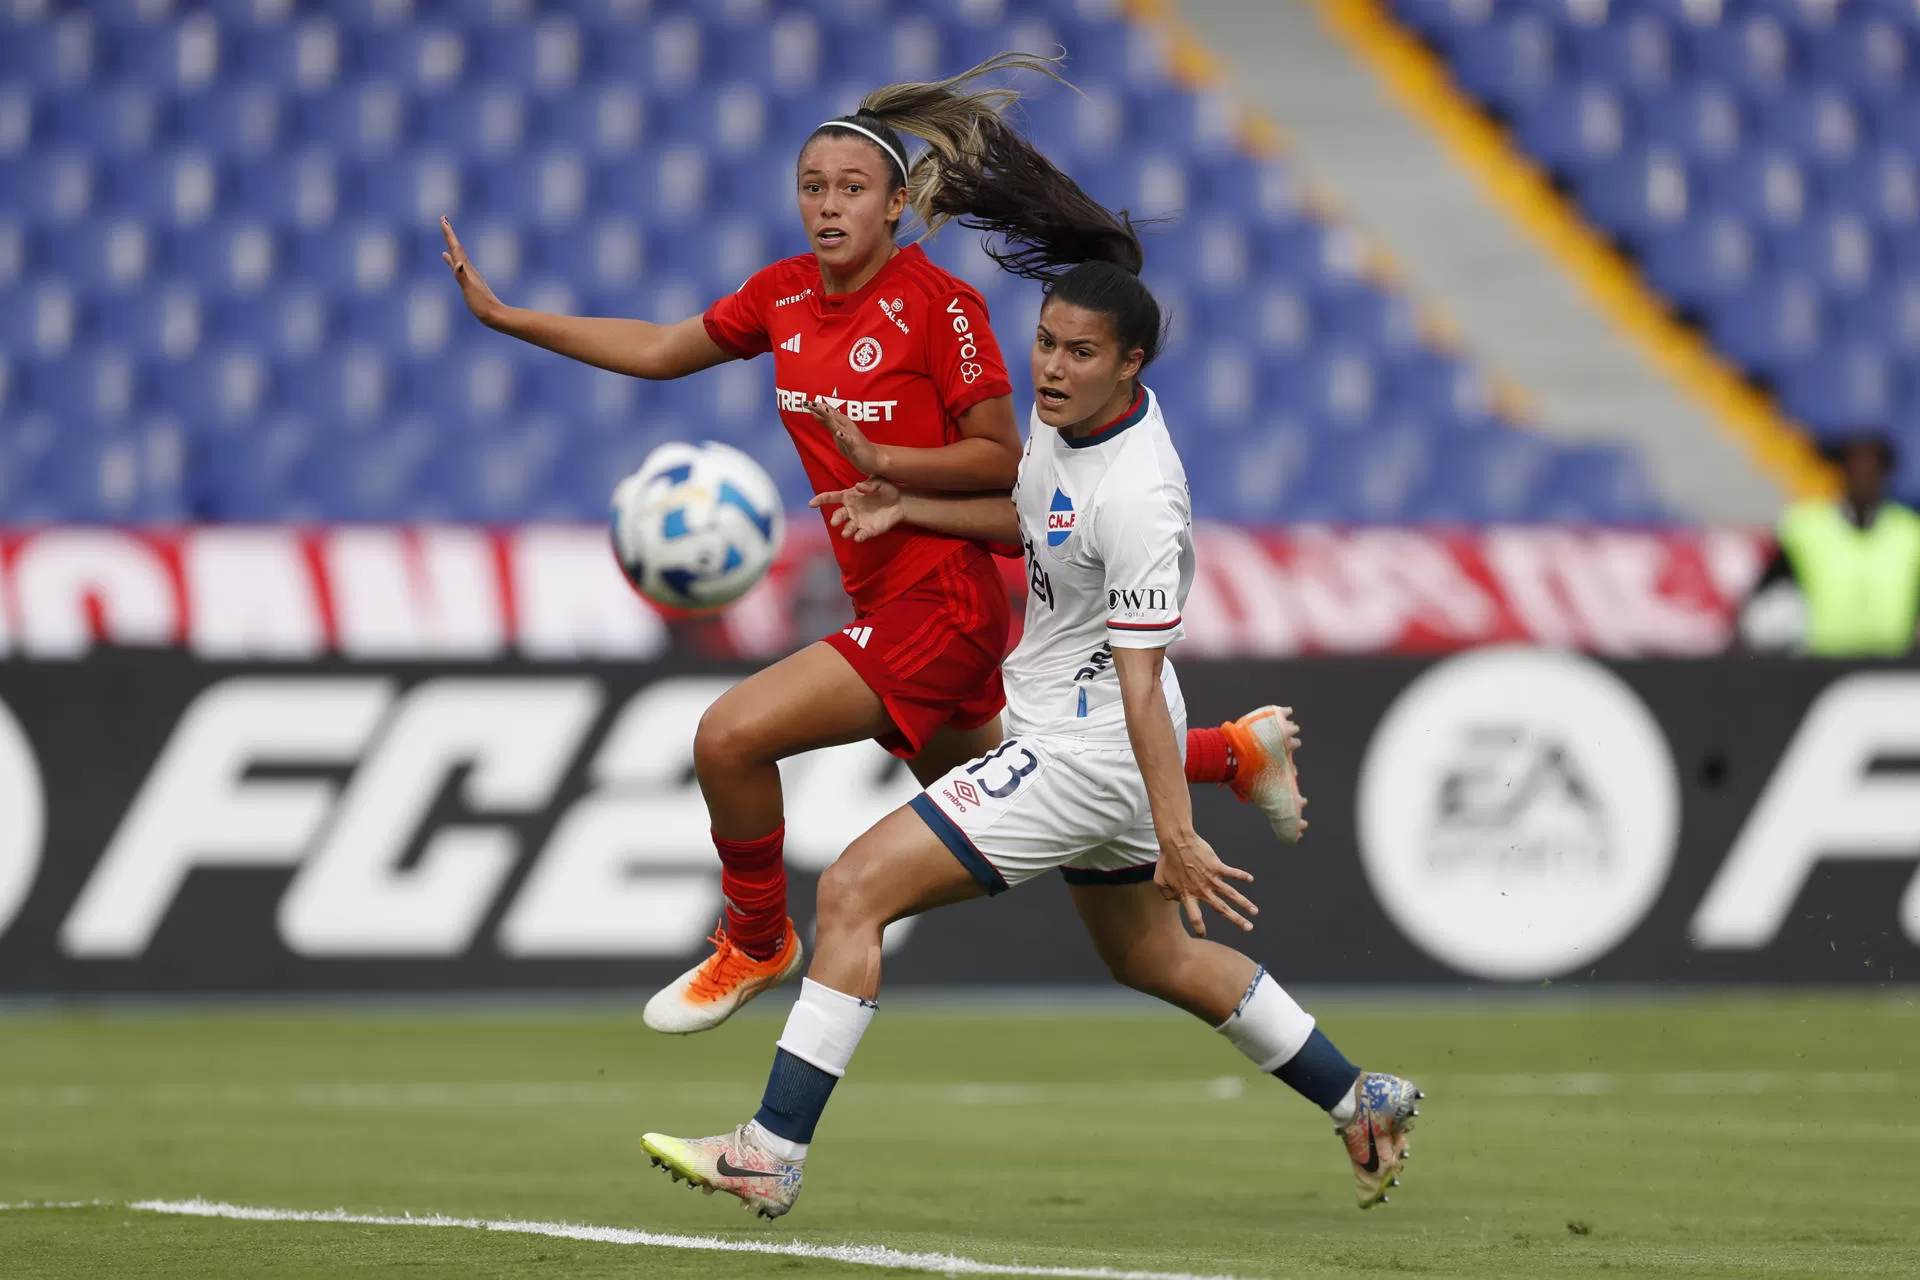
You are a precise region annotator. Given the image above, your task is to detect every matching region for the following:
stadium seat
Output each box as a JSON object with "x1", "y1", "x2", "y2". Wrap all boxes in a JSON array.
[
  {"x1": 1409, "y1": 0, "x2": 1920, "y2": 466},
  {"x1": 0, "y1": 0, "x2": 1666, "y2": 526}
]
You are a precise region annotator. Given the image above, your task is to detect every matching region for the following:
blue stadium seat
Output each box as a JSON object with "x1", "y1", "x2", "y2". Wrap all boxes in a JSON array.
[
  {"x1": 1316, "y1": 428, "x2": 1435, "y2": 523},
  {"x1": 1425, "y1": 428, "x2": 1555, "y2": 523},
  {"x1": 1639, "y1": 214, "x2": 1759, "y2": 311},
  {"x1": 172, "y1": 83, "x2": 287, "y2": 158},
  {"x1": 1681, "y1": 16, "x2": 1796, "y2": 93},
  {"x1": 0, "y1": 15, "x2": 97, "y2": 90},
  {"x1": 43, "y1": 217, "x2": 155, "y2": 293},
  {"x1": 1387, "y1": 349, "x2": 1496, "y2": 430},
  {"x1": 1768, "y1": 213, "x2": 1880, "y2": 295},
  {"x1": 1705, "y1": 275, "x2": 1826, "y2": 377},
  {"x1": 1697, "y1": 149, "x2": 1809, "y2": 228},
  {"x1": 1823, "y1": 149, "x2": 1920, "y2": 229},
  {"x1": 1636, "y1": 84, "x2": 1746, "y2": 163},
  {"x1": 415, "y1": 85, "x2": 529, "y2": 158},
  {"x1": 1753, "y1": 88, "x2": 1863, "y2": 164},
  {"x1": 1563, "y1": 14, "x2": 1677, "y2": 94},
  {"x1": 1835, "y1": 275, "x2": 1920, "y2": 355},
  {"x1": 1450, "y1": 14, "x2": 1559, "y2": 113},
  {"x1": 1803, "y1": 15, "x2": 1911, "y2": 98},
  {"x1": 531, "y1": 85, "x2": 646, "y2": 155},
  {"x1": 1531, "y1": 443, "x2": 1663, "y2": 523},
  {"x1": 294, "y1": 83, "x2": 411, "y2": 156},
  {"x1": 1516, "y1": 83, "x2": 1630, "y2": 172},
  {"x1": 41, "y1": 86, "x2": 162, "y2": 154},
  {"x1": 0, "y1": 152, "x2": 98, "y2": 223},
  {"x1": 1267, "y1": 348, "x2": 1382, "y2": 432},
  {"x1": 95, "y1": 284, "x2": 205, "y2": 361},
  {"x1": 230, "y1": 19, "x2": 346, "y2": 92},
  {"x1": 151, "y1": 346, "x2": 274, "y2": 425},
  {"x1": 1776, "y1": 345, "x2": 1895, "y2": 434},
  {"x1": 1576, "y1": 146, "x2": 1694, "y2": 244},
  {"x1": 0, "y1": 0, "x2": 1671, "y2": 526}
]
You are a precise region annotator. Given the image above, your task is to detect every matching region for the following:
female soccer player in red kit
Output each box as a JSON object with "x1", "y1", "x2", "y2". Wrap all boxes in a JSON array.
[{"x1": 441, "y1": 55, "x2": 1302, "y2": 1033}]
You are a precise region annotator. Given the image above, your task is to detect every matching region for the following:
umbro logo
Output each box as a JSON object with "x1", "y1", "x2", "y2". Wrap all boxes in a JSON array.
[
  {"x1": 780, "y1": 334, "x2": 802, "y2": 353},
  {"x1": 843, "y1": 626, "x2": 873, "y2": 649}
]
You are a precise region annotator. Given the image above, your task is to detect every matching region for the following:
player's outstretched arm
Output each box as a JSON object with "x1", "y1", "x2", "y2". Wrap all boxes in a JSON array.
[
  {"x1": 441, "y1": 217, "x2": 731, "y2": 380},
  {"x1": 1112, "y1": 645, "x2": 1258, "y2": 938},
  {"x1": 810, "y1": 397, "x2": 1022, "y2": 492},
  {"x1": 810, "y1": 481, "x2": 1018, "y2": 545}
]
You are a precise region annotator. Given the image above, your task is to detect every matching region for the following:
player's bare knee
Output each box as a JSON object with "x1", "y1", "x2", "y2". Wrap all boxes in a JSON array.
[
  {"x1": 1104, "y1": 934, "x2": 1198, "y2": 999},
  {"x1": 693, "y1": 702, "x2": 759, "y2": 783},
  {"x1": 814, "y1": 852, "x2": 888, "y2": 942}
]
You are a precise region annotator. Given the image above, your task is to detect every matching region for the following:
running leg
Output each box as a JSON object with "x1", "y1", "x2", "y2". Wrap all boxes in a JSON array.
[
  {"x1": 1068, "y1": 879, "x2": 1420, "y2": 1208},
  {"x1": 642, "y1": 803, "x2": 984, "y2": 1218}
]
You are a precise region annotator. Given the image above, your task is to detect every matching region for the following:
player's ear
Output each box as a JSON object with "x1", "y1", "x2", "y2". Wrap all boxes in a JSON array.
[
  {"x1": 886, "y1": 182, "x2": 908, "y2": 228},
  {"x1": 1118, "y1": 347, "x2": 1145, "y2": 383}
]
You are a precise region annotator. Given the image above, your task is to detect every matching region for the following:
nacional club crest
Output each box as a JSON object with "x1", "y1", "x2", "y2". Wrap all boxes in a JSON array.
[{"x1": 1047, "y1": 489, "x2": 1076, "y2": 547}]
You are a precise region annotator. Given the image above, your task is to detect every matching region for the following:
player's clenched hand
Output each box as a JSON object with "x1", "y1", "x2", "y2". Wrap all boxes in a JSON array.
[
  {"x1": 809, "y1": 479, "x2": 904, "y2": 542},
  {"x1": 441, "y1": 217, "x2": 507, "y2": 328},
  {"x1": 809, "y1": 400, "x2": 889, "y2": 475},
  {"x1": 1153, "y1": 830, "x2": 1257, "y2": 937}
]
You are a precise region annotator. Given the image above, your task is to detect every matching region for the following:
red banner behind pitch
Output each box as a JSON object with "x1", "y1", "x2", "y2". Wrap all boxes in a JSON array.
[{"x1": 0, "y1": 523, "x2": 1766, "y2": 660}]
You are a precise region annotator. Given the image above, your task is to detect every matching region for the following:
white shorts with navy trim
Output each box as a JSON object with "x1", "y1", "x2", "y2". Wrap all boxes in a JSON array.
[{"x1": 908, "y1": 733, "x2": 1175, "y2": 893}]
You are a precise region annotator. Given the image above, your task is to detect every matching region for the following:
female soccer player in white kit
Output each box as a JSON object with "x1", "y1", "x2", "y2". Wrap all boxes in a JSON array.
[{"x1": 641, "y1": 110, "x2": 1420, "y2": 1221}]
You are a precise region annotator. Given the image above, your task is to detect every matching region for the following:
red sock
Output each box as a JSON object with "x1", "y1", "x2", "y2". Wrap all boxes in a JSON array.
[
  {"x1": 1185, "y1": 726, "x2": 1237, "y2": 785},
  {"x1": 715, "y1": 824, "x2": 788, "y2": 960}
]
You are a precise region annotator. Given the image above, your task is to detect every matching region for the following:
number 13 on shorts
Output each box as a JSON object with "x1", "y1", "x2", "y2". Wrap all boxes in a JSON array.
[{"x1": 911, "y1": 735, "x2": 1154, "y2": 895}]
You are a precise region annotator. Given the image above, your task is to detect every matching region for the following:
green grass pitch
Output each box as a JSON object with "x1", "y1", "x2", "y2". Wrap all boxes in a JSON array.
[{"x1": 2, "y1": 992, "x2": 1915, "y2": 1279}]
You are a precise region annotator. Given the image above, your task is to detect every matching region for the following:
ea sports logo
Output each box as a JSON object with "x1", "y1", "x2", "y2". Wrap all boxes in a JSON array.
[
  {"x1": 1356, "y1": 648, "x2": 1678, "y2": 981},
  {"x1": 0, "y1": 695, "x2": 45, "y2": 943},
  {"x1": 849, "y1": 336, "x2": 883, "y2": 373}
]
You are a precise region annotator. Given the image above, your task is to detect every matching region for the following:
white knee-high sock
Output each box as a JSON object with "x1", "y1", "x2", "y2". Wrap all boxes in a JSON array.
[
  {"x1": 749, "y1": 978, "x2": 876, "y2": 1161},
  {"x1": 1214, "y1": 967, "x2": 1317, "y2": 1073},
  {"x1": 776, "y1": 978, "x2": 875, "y2": 1075}
]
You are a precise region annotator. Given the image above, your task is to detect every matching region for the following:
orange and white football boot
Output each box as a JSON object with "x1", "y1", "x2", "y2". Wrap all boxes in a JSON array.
[
  {"x1": 1220, "y1": 705, "x2": 1308, "y2": 843},
  {"x1": 642, "y1": 920, "x2": 805, "y2": 1034}
]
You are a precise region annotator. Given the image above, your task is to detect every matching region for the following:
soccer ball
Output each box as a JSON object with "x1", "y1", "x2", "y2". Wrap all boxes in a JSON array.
[{"x1": 609, "y1": 441, "x2": 785, "y2": 611}]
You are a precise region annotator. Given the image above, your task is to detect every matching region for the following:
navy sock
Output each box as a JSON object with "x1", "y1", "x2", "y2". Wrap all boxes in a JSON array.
[
  {"x1": 753, "y1": 1047, "x2": 839, "y2": 1145},
  {"x1": 1271, "y1": 1027, "x2": 1362, "y2": 1111}
]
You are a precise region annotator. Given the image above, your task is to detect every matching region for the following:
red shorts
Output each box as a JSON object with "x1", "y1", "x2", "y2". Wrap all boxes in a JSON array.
[{"x1": 823, "y1": 544, "x2": 1010, "y2": 759}]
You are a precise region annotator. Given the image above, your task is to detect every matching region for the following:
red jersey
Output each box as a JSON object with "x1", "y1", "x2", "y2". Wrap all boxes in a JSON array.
[{"x1": 703, "y1": 244, "x2": 1014, "y2": 612}]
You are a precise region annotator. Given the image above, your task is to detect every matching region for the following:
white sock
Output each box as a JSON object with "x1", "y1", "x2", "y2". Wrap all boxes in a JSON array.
[
  {"x1": 776, "y1": 978, "x2": 877, "y2": 1077},
  {"x1": 1328, "y1": 1082, "x2": 1359, "y2": 1125},
  {"x1": 1213, "y1": 967, "x2": 1316, "y2": 1073},
  {"x1": 747, "y1": 1118, "x2": 807, "y2": 1162}
]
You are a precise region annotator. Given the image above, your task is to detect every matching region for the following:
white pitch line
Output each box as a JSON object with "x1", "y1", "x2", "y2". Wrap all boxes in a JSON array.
[
  {"x1": 0, "y1": 1078, "x2": 1253, "y2": 1110},
  {"x1": 2, "y1": 1070, "x2": 1905, "y2": 1111},
  {"x1": 0, "y1": 1199, "x2": 1259, "y2": 1280}
]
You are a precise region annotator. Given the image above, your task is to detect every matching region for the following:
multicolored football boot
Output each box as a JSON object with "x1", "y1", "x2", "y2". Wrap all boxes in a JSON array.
[
  {"x1": 642, "y1": 920, "x2": 805, "y2": 1034},
  {"x1": 1337, "y1": 1071, "x2": 1422, "y2": 1209},
  {"x1": 641, "y1": 1124, "x2": 804, "y2": 1221},
  {"x1": 1221, "y1": 705, "x2": 1307, "y2": 843}
]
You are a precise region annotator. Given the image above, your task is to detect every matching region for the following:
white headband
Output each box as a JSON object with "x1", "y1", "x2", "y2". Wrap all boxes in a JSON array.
[{"x1": 817, "y1": 120, "x2": 910, "y2": 183}]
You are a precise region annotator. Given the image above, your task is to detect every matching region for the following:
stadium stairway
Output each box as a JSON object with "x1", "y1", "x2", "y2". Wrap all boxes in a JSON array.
[{"x1": 1166, "y1": 0, "x2": 1786, "y2": 521}]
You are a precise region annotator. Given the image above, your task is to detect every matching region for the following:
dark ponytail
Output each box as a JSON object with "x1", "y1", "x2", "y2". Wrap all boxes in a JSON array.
[{"x1": 838, "y1": 53, "x2": 1166, "y2": 367}]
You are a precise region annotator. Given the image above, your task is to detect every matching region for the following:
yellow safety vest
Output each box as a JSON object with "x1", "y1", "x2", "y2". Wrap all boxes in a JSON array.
[{"x1": 1776, "y1": 500, "x2": 1920, "y2": 657}]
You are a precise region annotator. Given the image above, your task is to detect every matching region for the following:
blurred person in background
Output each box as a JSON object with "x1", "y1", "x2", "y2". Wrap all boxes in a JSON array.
[{"x1": 1738, "y1": 430, "x2": 1920, "y2": 657}]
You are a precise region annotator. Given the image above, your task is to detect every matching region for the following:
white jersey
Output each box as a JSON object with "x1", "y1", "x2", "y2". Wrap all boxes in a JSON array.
[{"x1": 1000, "y1": 385, "x2": 1193, "y2": 745}]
